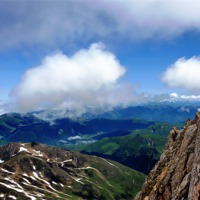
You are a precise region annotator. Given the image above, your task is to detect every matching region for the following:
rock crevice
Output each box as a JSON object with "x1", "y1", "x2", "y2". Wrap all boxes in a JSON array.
[{"x1": 135, "y1": 112, "x2": 200, "y2": 200}]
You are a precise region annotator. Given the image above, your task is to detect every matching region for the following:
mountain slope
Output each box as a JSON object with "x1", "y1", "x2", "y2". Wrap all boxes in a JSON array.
[
  {"x1": 0, "y1": 142, "x2": 145, "y2": 199},
  {"x1": 135, "y1": 112, "x2": 200, "y2": 200},
  {"x1": 80, "y1": 133, "x2": 166, "y2": 175},
  {"x1": 76, "y1": 123, "x2": 172, "y2": 174},
  {"x1": 0, "y1": 113, "x2": 153, "y2": 145}
]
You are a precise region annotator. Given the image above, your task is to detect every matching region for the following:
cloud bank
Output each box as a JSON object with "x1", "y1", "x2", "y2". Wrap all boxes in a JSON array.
[
  {"x1": 0, "y1": 101, "x2": 12, "y2": 115},
  {"x1": 170, "y1": 93, "x2": 200, "y2": 100},
  {"x1": 162, "y1": 57, "x2": 200, "y2": 91},
  {"x1": 12, "y1": 43, "x2": 138, "y2": 112},
  {"x1": 1, "y1": 0, "x2": 200, "y2": 50}
]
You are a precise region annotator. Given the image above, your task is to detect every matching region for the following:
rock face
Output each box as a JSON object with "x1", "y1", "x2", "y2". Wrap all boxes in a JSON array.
[{"x1": 135, "y1": 112, "x2": 200, "y2": 200}]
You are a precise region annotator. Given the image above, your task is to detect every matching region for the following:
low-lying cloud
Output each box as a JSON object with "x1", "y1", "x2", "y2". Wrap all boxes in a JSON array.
[
  {"x1": 0, "y1": 100, "x2": 12, "y2": 115},
  {"x1": 11, "y1": 43, "x2": 138, "y2": 112},
  {"x1": 68, "y1": 136, "x2": 82, "y2": 141},
  {"x1": 170, "y1": 93, "x2": 200, "y2": 100},
  {"x1": 162, "y1": 57, "x2": 200, "y2": 91}
]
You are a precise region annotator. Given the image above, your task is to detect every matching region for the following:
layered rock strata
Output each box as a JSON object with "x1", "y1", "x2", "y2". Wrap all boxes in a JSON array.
[{"x1": 135, "y1": 112, "x2": 200, "y2": 200}]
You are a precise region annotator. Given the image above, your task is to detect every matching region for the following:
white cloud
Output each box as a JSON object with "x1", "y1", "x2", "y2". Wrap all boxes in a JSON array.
[
  {"x1": 1, "y1": 0, "x2": 200, "y2": 50},
  {"x1": 11, "y1": 42, "x2": 139, "y2": 112},
  {"x1": 169, "y1": 92, "x2": 200, "y2": 100},
  {"x1": 180, "y1": 95, "x2": 200, "y2": 99},
  {"x1": 0, "y1": 100, "x2": 12, "y2": 115},
  {"x1": 162, "y1": 57, "x2": 200, "y2": 91},
  {"x1": 68, "y1": 136, "x2": 82, "y2": 141},
  {"x1": 170, "y1": 93, "x2": 179, "y2": 98}
]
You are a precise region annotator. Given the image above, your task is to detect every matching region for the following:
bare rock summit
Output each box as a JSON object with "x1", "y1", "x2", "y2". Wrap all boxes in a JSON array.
[{"x1": 135, "y1": 111, "x2": 200, "y2": 200}]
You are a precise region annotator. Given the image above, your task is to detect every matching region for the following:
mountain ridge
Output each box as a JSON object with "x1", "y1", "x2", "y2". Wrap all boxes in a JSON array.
[
  {"x1": 135, "y1": 112, "x2": 200, "y2": 200},
  {"x1": 0, "y1": 142, "x2": 145, "y2": 199},
  {"x1": 0, "y1": 113, "x2": 153, "y2": 145}
]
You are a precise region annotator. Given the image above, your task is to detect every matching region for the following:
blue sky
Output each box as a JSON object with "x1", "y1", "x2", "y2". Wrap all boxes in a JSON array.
[{"x1": 1, "y1": 0, "x2": 200, "y2": 113}]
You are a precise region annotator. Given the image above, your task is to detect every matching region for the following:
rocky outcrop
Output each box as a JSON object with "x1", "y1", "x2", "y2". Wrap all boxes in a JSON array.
[{"x1": 135, "y1": 112, "x2": 200, "y2": 200}]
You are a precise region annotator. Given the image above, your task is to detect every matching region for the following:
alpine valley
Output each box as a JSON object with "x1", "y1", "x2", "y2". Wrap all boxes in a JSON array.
[
  {"x1": 2, "y1": 1, "x2": 200, "y2": 199},
  {"x1": 0, "y1": 103, "x2": 199, "y2": 199}
]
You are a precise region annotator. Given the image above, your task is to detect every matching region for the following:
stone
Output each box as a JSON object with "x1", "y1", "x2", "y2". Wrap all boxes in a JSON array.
[{"x1": 135, "y1": 112, "x2": 200, "y2": 200}]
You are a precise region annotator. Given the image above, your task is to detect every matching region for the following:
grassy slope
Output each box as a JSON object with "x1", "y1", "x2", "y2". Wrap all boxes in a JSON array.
[
  {"x1": 76, "y1": 122, "x2": 184, "y2": 154},
  {"x1": 73, "y1": 152, "x2": 146, "y2": 199},
  {"x1": 66, "y1": 122, "x2": 171, "y2": 154},
  {"x1": 64, "y1": 122, "x2": 184, "y2": 174}
]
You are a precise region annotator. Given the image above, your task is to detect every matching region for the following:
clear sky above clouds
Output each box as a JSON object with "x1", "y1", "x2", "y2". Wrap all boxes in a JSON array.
[{"x1": 1, "y1": 0, "x2": 200, "y2": 113}]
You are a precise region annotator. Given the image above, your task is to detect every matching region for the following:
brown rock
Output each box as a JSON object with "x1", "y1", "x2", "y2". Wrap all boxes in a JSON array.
[{"x1": 135, "y1": 112, "x2": 200, "y2": 200}]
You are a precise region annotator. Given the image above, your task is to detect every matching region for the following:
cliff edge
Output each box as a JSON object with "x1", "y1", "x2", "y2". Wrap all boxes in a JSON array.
[{"x1": 135, "y1": 112, "x2": 200, "y2": 200}]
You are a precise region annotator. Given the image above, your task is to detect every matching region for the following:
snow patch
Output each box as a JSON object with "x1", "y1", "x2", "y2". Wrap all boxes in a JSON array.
[
  {"x1": 22, "y1": 181, "x2": 71, "y2": 198},
  {"x1": 39, "y1": 172, "x2": 43, "y2": 177},
  {"x1": 52, "y1": 181, "x2": 58, "y2": 185},
  {"x1": 60, "y1": 183, "x2": 64, "y2": 187},
  {"x1": 30, "y1": 176, "x2": 37, "y2": 181},
  {"x1": 33, "y1": 150, "x2": 43, "y2": 157},
  {"x1": 1, "y1": 168, "x2": 15, "y2": 174},
  {"x1": 9, "y1": 195, "x2": 17, "y2": 200},
  {"x1": 0, "y1": 181, "x2": 38, "y2": 200},
  {"x1": 67, "y1": 173, "x2": 84, "y2": 185},
  {"x1": 61, "y1": 159, "x2": 72, "y2": 167},
  {"x1": 4, "y1": 177, "x2": 23, "y2": 189},
  {"x1": 33, "y1": 171, "x2": 39, "y2": 179},
  {"x1": 0, "y1": 159, "x2": 4, "y2": 163},
  {"x1": 0, "y1": 181, "x2": 24, "y2": 193},
  {"x1": 19, "y1": 147, "x2": 29, "y2": 153},
  {"x1": 31, "y1": 171, "x2": 58, "y2": 192},
  {"x1": 23, "y1": 173, "x2": 28, "y2": 177},
  {"x1": 23, "y1": 178, "x2": 31, "y2": 184},
  {"x1": 100, "y1": 158, "x2": 118, "y2": 168},
  {"x1": 75, "y1": 178, "x2": 84, "y2": 184}
]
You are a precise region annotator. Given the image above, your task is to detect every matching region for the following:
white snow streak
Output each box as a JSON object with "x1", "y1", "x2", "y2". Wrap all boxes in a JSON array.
[
  {"x1": 18, "y1": 147, "x2": 29, "y2": 153},
  {"x1": 100, "y1": 158, "x2": 118, "y2": 168},
  {"x1": 8, "y1": 195, "x2": 17, "y2": 200},
  {"x1": 1, "y1": 168, "x2": 15, "y2": 174}
]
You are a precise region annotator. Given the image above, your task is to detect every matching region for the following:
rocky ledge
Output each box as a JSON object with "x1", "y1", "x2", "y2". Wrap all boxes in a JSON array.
[{"x1": 135, "y1": 112, "x2": 200, "y2": 200}]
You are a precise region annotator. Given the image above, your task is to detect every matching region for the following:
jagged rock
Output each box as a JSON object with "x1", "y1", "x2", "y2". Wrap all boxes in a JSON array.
[{"x1": 135, "y1": 112, "x2": 200, "y2": 200}]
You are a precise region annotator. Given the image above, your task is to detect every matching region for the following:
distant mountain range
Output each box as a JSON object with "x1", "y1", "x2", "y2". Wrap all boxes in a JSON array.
[
  {"x1": 0, "y1": 113, "x2": 153, "y2": 146},
  {"x1": 82, "y1": 104, "x2": 199, "y2": 123},
  {"x1": 33, "y1": 103, "x2": 200, "y2": 123},
  {"x1": 0, "y1": 103, "x2": 199, "y2": 198},
  {"x1": 0, "y1": 142, "x2": 145, "y2": 199},
  {"x1": 0, "y1": 103, "x2": 198, "y2": 174}
]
